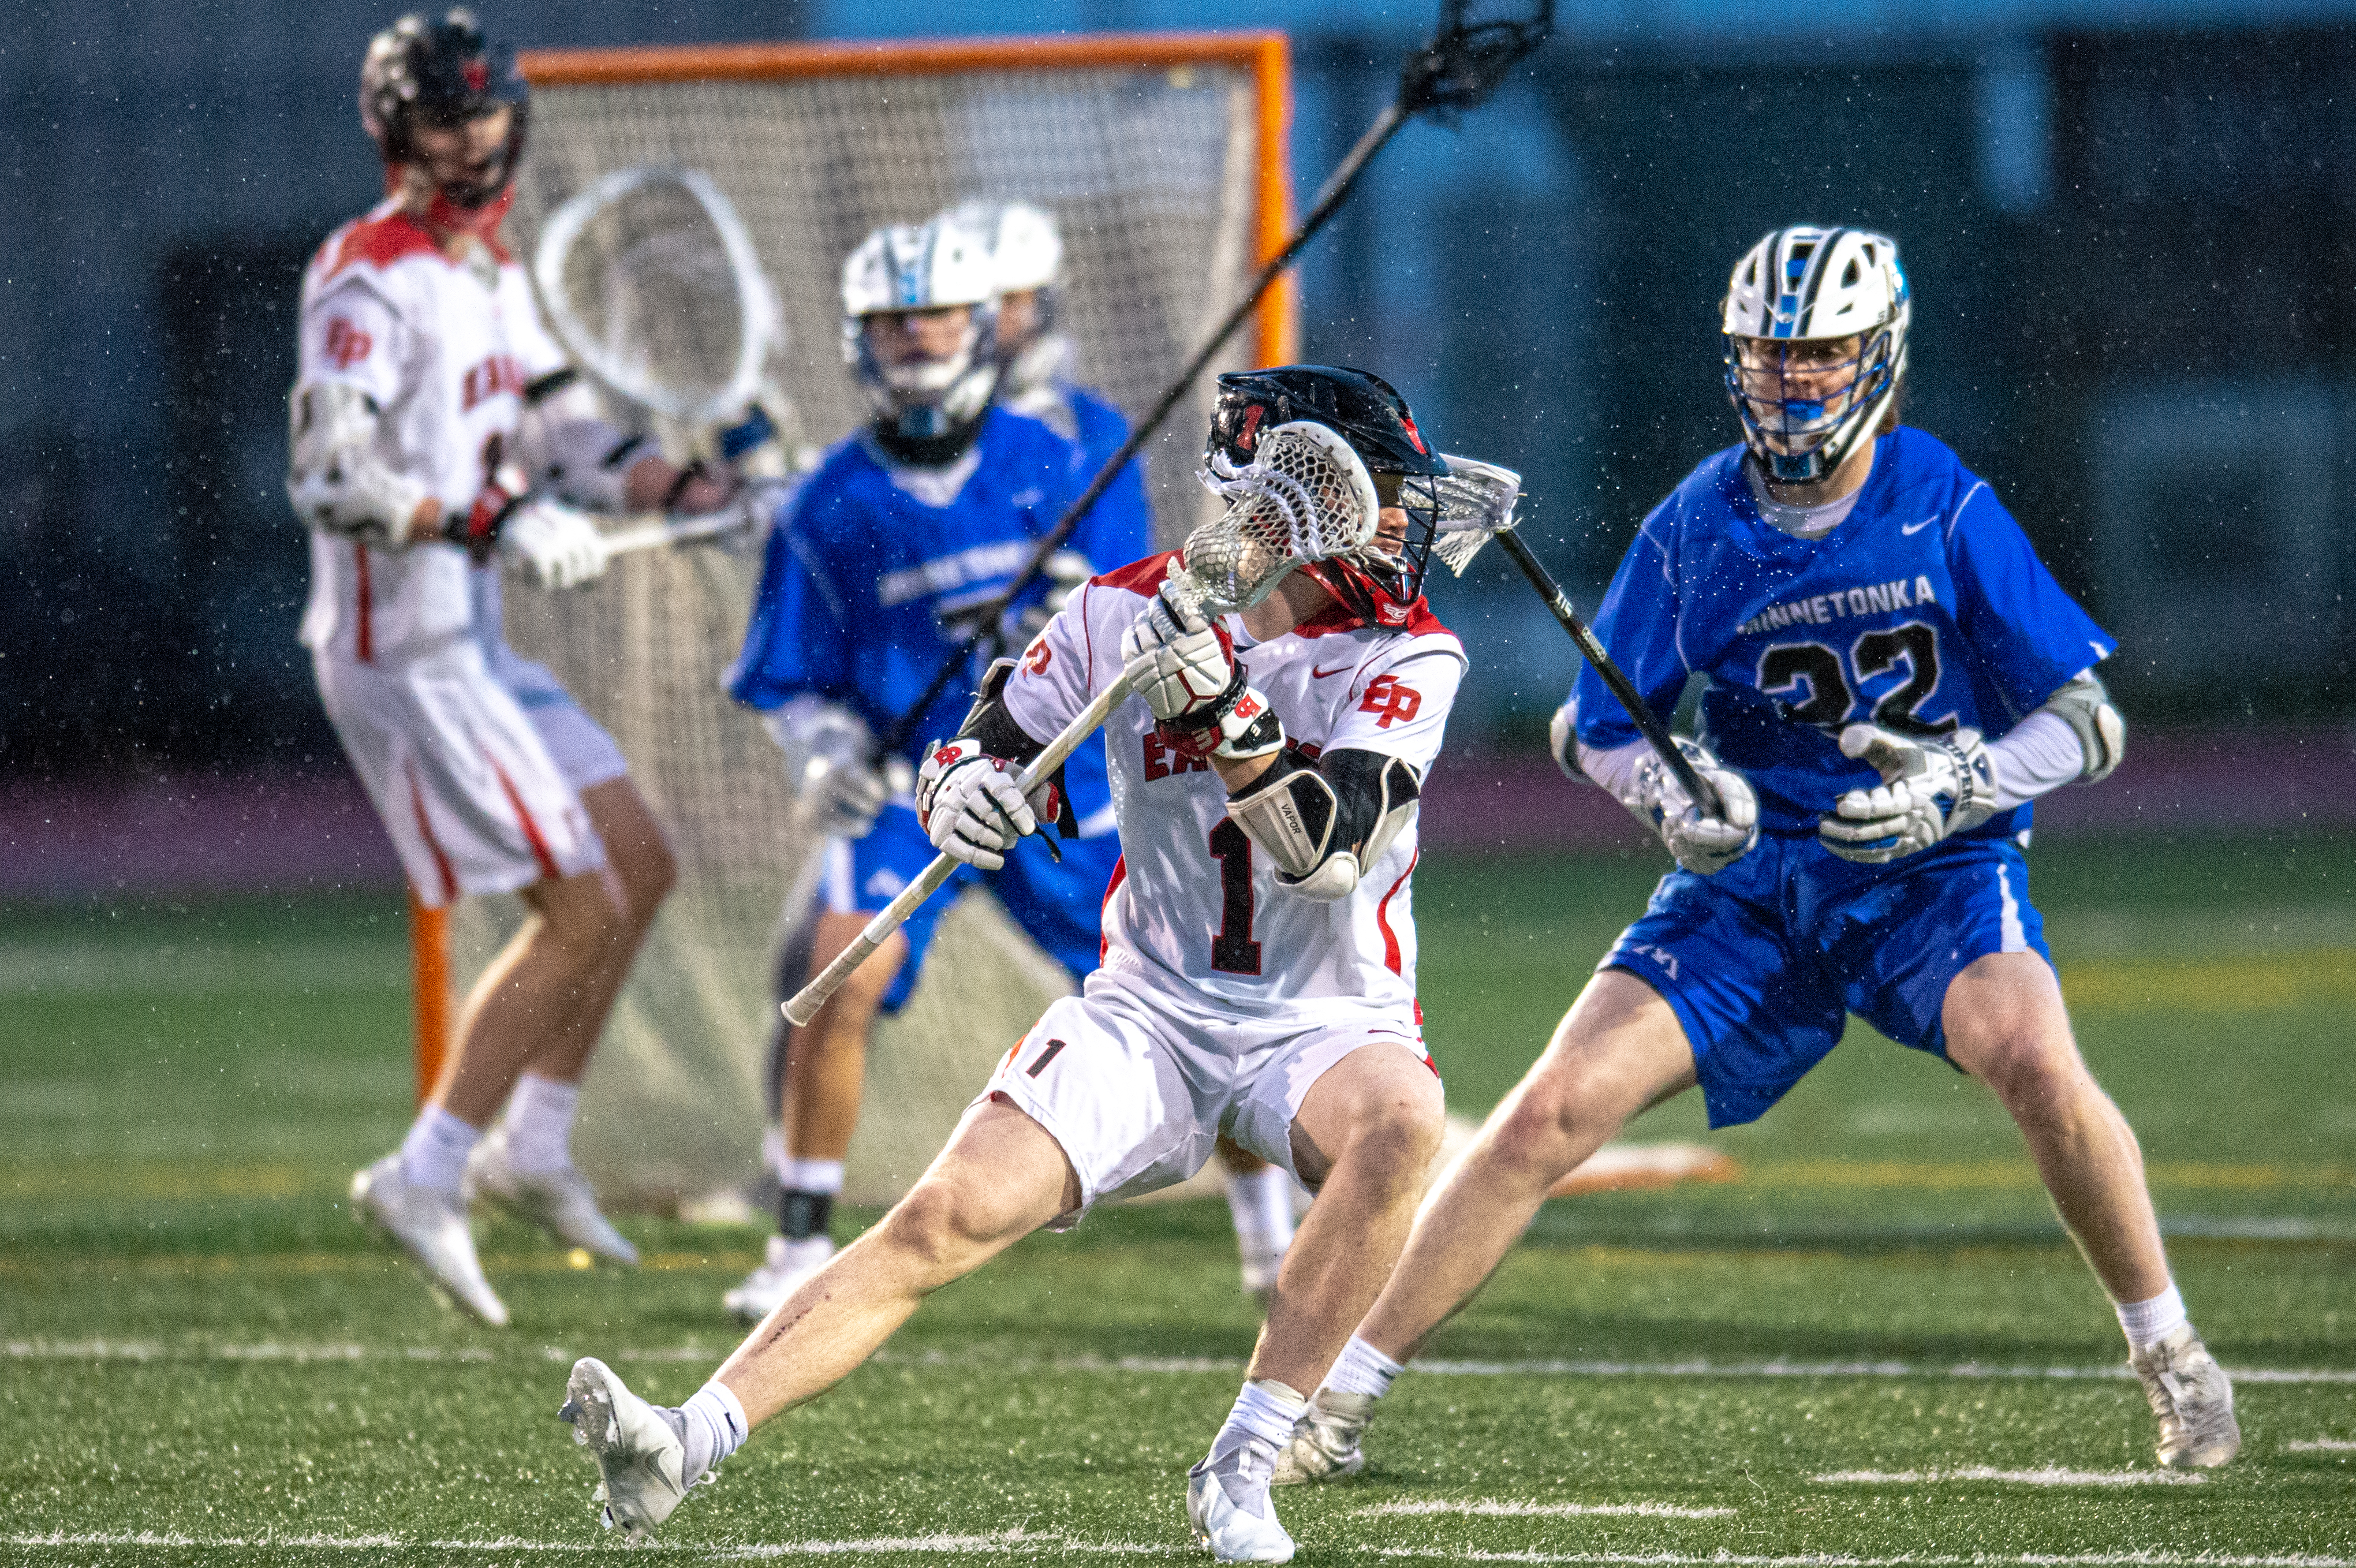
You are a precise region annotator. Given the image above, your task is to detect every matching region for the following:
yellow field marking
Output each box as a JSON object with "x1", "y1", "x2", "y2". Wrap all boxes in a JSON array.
[{"x1": 2060, "y1": 949, "x2": 2356, "y2": 1011}]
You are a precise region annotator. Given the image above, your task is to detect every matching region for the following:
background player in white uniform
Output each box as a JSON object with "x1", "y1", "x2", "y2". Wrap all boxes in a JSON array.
[
  {"x1": 1270, "y1": 226, "x2": 2239, "y2": 1487},
  {"x1": 288, "y1": 9, "x2": 744, "y2": 1326},
  {"x1": 951, "y1": 195, "x2": 1306, "y2": 1303},
  {"x1": 558, "y1": 368, "x2": 1477, "y2": 1563}
]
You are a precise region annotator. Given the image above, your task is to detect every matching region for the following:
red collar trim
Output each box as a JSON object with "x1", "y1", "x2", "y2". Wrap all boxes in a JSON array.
[
  {"x1": 1289, "y1": 589, "x2": 1448, "y2": 640},
  {"x1": 1089, "y1": 549, "x2": 1183, "y2": 596}
]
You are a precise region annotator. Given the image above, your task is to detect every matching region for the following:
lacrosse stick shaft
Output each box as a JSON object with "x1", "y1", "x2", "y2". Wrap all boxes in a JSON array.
[
  {"x1": 599, "y1": 509, "x2": 749, "y2": 556},
  {"x1": 785, "y1": 663, "x2": 1144, "y2": 1027},
  {"x1": 1493, "y1": 529, "x2": 1717, "y2": 812}
]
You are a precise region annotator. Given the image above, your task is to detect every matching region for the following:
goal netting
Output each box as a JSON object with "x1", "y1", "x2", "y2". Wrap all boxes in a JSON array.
[{"x1": 442, "y1": 33, "x2": 1295, "y2": 1210}]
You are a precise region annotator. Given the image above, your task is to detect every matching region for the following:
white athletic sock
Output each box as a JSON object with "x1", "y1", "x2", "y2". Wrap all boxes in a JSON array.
[
  {"x1": 783, "y1": 1157, "x2": 845, "y2": 1196},
  {"x1": 399, "y1": 1105, "x2": 480, "y2": 1197},
  {"x1": 502, "y1": 1074, "x2": 580, "y2": 1175},
  {"x1": 762, "y1": 1125, "x2": 790, "y2": 1185},
  {"x1": 676, "y1": 1381, "x2": 749, "y2": 1485},
  {"x1": 1209, "y1": 1378, "x2": 1306, "y2": 1465},
  {"x1": 1225, "y1": 1164, "x2": 1297, "y2": 1256},
  {"x1": 2115, "y1": 1282, "x2": 2188, "y2": 1353},
  {"x1": 1323, "y1": 1335, "x2": 1403, "y2": 1400}
]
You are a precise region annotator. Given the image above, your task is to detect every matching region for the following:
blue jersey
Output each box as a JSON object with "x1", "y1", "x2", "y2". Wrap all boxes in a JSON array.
[
  {"x1": 1064, "y1": 382, "x2": 1154, "y2": 551},
  {"x1": 1568, "y1": 427, "x2": 2115, "y2": 838},
  {"x1": 729, "y1": 406, "x2": 1153, "y2": 786}
]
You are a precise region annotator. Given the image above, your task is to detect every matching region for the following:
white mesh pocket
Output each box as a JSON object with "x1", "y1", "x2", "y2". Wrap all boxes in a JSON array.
[{"x1": 1184, "y1": 421, "x2": 1379, "y2": 610}]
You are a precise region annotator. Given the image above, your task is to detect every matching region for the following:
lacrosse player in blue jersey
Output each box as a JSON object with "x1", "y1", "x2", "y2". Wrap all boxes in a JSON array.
[
  {"x1": 1272, "y1": 226, "x2": 2238, "y2": 1483},
  {"x1": 719, "y1": 209, "x2": 1148, "y2": 1321}
]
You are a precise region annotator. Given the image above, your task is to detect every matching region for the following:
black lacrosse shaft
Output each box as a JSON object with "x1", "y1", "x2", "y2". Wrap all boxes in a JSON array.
[
  {"x1": 1493, "y1": 528, "x2": 1718, "y2": 813},
  {"x1": 872, "y1": 104, "x2": 1414, "y2": 761}
]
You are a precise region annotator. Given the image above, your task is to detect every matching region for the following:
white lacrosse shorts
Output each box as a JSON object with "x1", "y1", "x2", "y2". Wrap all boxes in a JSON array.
[
  {"x1": 483, "y1": 639, "x2": 630, "y2": 792},
  {"x1": 978, "y1": 968, "x2": 1435, "y2": 1226},
  {"x1": 314, "y1": 637, "x2": 607, "y2": 909}
]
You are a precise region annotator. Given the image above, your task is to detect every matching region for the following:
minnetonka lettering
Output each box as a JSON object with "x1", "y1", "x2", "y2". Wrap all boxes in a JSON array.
[{"x1": 1737, "y1": 576, "x2": 1938, "y2": 637}]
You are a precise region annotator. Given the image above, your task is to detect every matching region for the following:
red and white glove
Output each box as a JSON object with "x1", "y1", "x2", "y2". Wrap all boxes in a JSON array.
[
  {"x1": 915, "y1": 738, "x2": 1037, "y2": 871},
  {"x1": 1118, "y1": 587, "x2": 1284, "y2": 762},
  {"x1": 499, "y1": 502, "x2": 612, "y2": 591}
]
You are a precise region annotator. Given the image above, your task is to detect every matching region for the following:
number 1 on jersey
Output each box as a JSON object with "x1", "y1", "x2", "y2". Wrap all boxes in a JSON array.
[{"x1": 1207, "y1": 817, "x2": 1263, "y2": 976}]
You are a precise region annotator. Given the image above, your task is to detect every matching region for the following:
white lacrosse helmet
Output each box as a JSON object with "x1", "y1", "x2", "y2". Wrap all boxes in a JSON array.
[
  {"x1": 841, "y1": 212, "x2": 1001, "y2": 445},
  {"x1": 943, "y1": 197, "x2": 1070, "y2": 398},
  {"x1": 1721, "y1": 225, "x2": 1910, "y2": 486}
]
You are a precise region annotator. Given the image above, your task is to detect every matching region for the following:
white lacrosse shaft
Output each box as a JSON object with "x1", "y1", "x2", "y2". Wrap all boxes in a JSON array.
[
  {"x1": 599, "y1": 508, "x2": 751, "y2": 557},
  {"x1": 781, "y1": 654, "x2": 1150, "y2": 1027}
]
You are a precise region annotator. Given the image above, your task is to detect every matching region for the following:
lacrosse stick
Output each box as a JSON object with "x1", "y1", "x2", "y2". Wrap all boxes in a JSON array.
[
  {"x1": 1493, "y1": 528, "x2": 1719, "y2": 813},
  {"x1": 871, "y1": 0, "x2": 1555, "y2": 763},
  {"x1": 786, "y1": 420, "x2": 1432, "y2": 1025}
]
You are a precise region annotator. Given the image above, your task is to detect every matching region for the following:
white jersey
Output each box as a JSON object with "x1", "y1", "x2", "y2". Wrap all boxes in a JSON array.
[
  {"x1": 293, "y1": 197, "x2": 567, "y2": 663},
  {"x1": 1003, "y1": 551, "x2": 1465, "y2": 1028}
]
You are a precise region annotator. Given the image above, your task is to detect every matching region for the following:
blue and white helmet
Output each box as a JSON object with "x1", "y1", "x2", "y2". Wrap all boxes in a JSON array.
[
  {"x1": 1721, "y1": 226, "x2": 1910, "y2": 486},
  {"x1": 840, "y1": 212, "x2": 1001, "y2": 442}
]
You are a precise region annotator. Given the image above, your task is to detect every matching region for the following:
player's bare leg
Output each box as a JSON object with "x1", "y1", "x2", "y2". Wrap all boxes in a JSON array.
[
  {"x1": 1273, "y1": 972, "x2": 1693, "y2": 1485},
  {"x1": 1218, "y1": 1138, "x2": 1296, "y2": 1306},
  {"x1": 565, "y1": 1095, "x2": 1077, "y2": 1538},
  {"x1": 1942, "y1": 950, "x2": 2238, "y2": 1467},
  {"x1": 726, "y1": 914, "x2": 909, "y2": 1320},
  {"x1": 461, "y1": 778, "x2": 673, "y2": 1266}
]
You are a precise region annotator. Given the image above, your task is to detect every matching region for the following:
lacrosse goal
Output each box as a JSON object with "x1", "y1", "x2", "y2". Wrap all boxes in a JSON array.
[{"x1": 419, "y1": 31, "x2": 1295, "y2": 1209}]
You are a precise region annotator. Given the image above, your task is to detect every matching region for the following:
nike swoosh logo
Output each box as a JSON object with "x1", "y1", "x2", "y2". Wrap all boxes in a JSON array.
[
  {"x1": 1901, "y1": 514, "x2": 1940, "y2": 536},
  {"x1": 1310, "y1": 663, "x2": 1354, "y2": 680}
]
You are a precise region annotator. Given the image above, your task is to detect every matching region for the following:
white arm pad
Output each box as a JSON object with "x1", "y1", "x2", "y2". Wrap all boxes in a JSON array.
[
  {"x1": 510, "y1": 375, "x2": 651, "y2": 514},
  {"x1": 285, "y1": 380, "x2": 428, "y2": 547}
]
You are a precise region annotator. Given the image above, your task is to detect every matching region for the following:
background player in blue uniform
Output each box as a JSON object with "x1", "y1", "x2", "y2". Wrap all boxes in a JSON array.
[
  {"x1": 953, "y1": 196, "x2": 1307, "y2": 1303},
  {"x1": 1267, "y1": 226, "x2": 2239, "y2": 1485},
  {"x1": 720, "y1": 210, "x2": 1147, "y2": 1319}
]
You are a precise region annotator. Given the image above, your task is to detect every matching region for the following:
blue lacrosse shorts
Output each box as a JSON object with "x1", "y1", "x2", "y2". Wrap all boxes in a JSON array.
[
  {"x1": 819, "y1": 802, "x2": 1123, "y2": 1013},
  {"x1": 1597, "y1": 831, "x2": 2053, "y2": 1128}
]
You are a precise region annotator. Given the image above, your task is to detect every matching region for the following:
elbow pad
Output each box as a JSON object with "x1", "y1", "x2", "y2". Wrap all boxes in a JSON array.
[
  {"x1": 2042, "y1": 669, "x2": 2127, "y2": 783},
  {"x1": 1227, "y1": 748, "x2": 1422, "y2": 902},
  {"x1": 286, "y1": 380, "x2": 428, "y2": 546},
  {"x1": 510, "y1": 371, "x2": 651, "y2": 513}
]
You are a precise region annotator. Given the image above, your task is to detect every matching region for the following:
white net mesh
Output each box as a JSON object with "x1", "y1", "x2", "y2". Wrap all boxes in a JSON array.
[
  {"x1": 1187, "y1": 421, "x2": 1378, "y2": 610},
  {"x1": 451, "y1": 47, "x2": 1279, "y2": 1209}
]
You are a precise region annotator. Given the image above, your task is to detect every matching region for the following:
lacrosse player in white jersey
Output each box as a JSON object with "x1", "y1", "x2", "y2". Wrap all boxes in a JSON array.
[
  {"x1": 559, "y1": 367, "x2": 1481, "y2": 1562},
  {"x1": 956, "y1": 194, "x2": 1306, "y2": 1304},
  {"x1": 289, "y1": 9, "x2": 746, "y2": 1326}
]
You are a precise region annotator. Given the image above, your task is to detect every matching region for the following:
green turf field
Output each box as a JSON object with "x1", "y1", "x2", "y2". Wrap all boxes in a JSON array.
[{"x1": 5, "y1": 832, "x2": 2353, "y2": 1564}]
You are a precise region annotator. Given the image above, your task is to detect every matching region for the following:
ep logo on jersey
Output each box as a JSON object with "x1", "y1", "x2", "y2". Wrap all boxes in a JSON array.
[{"x1": 1358, "y1": 674, "x2": 1421, "y2": 729}]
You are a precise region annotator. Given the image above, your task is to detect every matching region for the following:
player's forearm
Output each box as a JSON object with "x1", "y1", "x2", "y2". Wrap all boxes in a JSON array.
[
  {"x1": 622, "y1": 453, "x2": 733, "y2": 515},
  {"x1": 1987, "y1": 711, "x2": 2084, "y2": 811}
]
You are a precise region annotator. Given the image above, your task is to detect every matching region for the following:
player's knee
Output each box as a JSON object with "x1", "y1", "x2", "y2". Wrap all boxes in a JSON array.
[
  {"x1": 1959, "y1": 1023, "x2": 2084, "y2": 1110},
  {"x1": 884, "y1": 1174, "x2": 1015, "y2": 1272},
  {"x1": 1345, "y1": 1074, "x2": 1446, "y2": 1183}
]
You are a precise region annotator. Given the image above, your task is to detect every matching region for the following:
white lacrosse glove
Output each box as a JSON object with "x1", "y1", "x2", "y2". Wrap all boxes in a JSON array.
[
  {"x1": 915, "y1": 737, "x2": 1037, "y2": 872},
  {"x1": 1017, "y1": 550, "x2": 1095, "y2": 639},
  {"x1": 1819, "y1": 723, "x2": 1996, "y2": 864},
  {"x1": 500, "y1": 502, "x2": 611, "y2": 590},
  {"x1": 761, "y1": 697, "x2": 894, "y2": 839},
  {"x1": 1121, "y1": 586, "x2": 1237, "y2": 721},
  {"x1": 1620, "y1": 738, "x2": 1760, "y2": 875}
]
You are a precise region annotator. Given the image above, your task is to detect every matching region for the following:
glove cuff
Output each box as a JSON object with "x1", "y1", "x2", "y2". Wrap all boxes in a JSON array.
[{"x1": 1158, "y1": 685, "x2": 1284, "y2": 763}]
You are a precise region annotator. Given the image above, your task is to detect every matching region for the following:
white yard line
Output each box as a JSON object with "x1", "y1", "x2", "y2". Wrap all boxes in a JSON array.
[
  {"x1": 1359, "y1": 1500, "x2": 1734, "y2": 1520},
  {"x1": 2284, "y1": 1438, "x2": 2356, "y2": 1452},
  {"x1": 1375, "y1": 1554, "x2": 2356, "y2": 1567},
  {"x1": 12, "y1": 1339, "x2": 2356, "y2": 1387},
  {"x1": 1813, "y1": 1468, "x2": 2205, "y2": 1487}
]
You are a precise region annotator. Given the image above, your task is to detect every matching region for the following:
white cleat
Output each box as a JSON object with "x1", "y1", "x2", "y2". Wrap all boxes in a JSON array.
[
  {"x1": 1187, "y1": 1442, "x2": 1295, "y2": 1563},
  {"x1": 722, "y1": 1233, "x2": 835, "y2": 1322},
  {"x1": 561, "y1": 1356, "x2": 690, "y2": 1542},
  {"x1": 465, "y1": 1129, "x2": 639, "y2": 1265},
  {"x1": 1271, "y1": 1388, "x2": 1373, "y2": 1485},
  {"x1": 2130, "y1": 1324, "x2": 2241, "y2": 1469},
  {"x1": 350, "y1": 1153, "x2": 508, "y2": 1327}
]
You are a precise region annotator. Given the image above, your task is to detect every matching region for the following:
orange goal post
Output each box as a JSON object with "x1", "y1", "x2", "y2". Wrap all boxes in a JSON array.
[{"x1": 423, "y1": 31, "x2": 1296, "y2": 1206}]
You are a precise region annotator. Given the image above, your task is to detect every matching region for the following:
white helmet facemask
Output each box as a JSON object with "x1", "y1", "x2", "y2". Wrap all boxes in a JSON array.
[
  {"x1": 1721, "y1": 226, "x2": 1910, "y2": 487},
  {"x1": 841, "y1": 215, "x2": 1002, "y2": 444}
]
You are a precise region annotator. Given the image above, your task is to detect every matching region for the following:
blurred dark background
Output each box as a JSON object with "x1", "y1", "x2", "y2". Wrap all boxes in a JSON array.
[{"x1": 9, "y1": 0, "x2": 2355, "y2": 781}]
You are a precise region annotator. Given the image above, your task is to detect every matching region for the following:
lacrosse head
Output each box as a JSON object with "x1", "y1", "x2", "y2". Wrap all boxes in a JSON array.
[
  {"x1": 531, "y1": 166, "x2": 779, "y2": 428},
  {"x1": 1182, "y1": 420, "x2": 1382, "y2": 614},
  {"x1": 1429, "y1": 453, "x2": 1522, "y2": 577}
]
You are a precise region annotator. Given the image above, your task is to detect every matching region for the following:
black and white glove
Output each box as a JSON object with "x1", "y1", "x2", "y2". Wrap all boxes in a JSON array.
[
  {"x1": 498, "y1": 501, "x2": 612, "y2": 590},
  {"x1": 915, "y1": 737, "x2": 1039, "y2": 871},
  {"x1": 1118, "y1": 586, "x2": 1283, "y2": 762},
  {"x1": 1819, "y1": 723, "x2": 1995, "y2": 863},
  {"x1": 1621, "y1": 738, "x2": 1760, "y2": 875}
]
